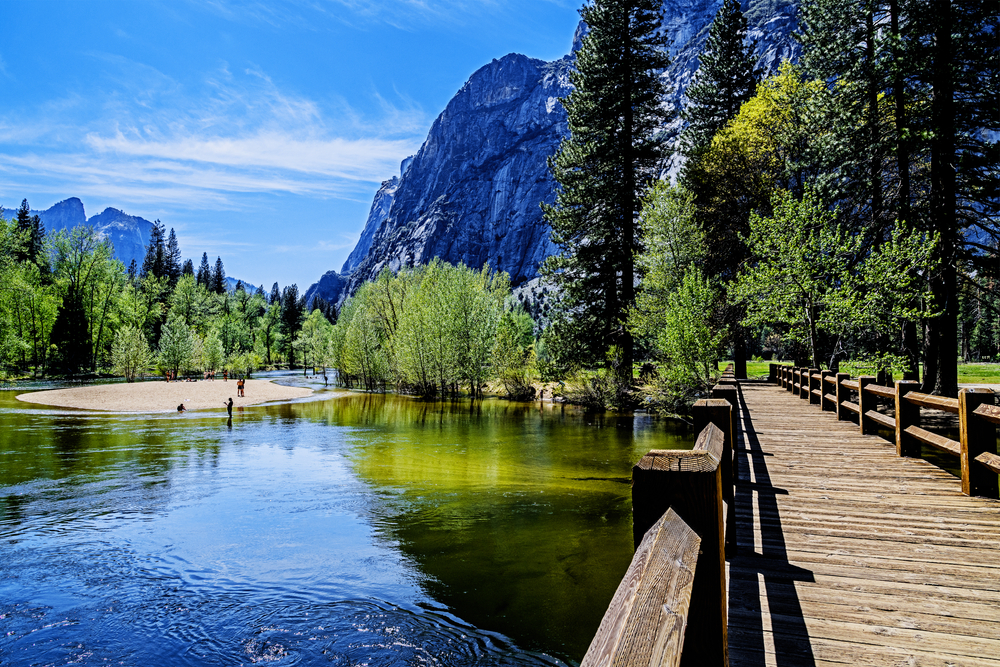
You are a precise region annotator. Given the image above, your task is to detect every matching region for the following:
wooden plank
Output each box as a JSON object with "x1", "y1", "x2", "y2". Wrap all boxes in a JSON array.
[
  {"x1": 841, "y1": 379, "x2": 860, "y2": 391},
  {"x1": 973, "y1": 403, "x2": 1000, "y2": 426},
  {"x1": 905, "y1": 391, "x2": 961, "y2": 414},
  {"x1": 904, "y1": 425, "x2": 961, "y2": 456},
  {"x1": 725, "y1": 382, "x2": 1000, "y2": 665},
  {"x1": 976, "y1": 451, "x2": 1000, "y2": 475},
  {"x1": 865, "y1": 384, "x2": 896, "y2": 400},
  {"x1": 840, "y1": 400, "x2": 860, "y2": 415},
  {"x1": 582, "y1": 509, "x2": 700, "y2": 667},
  {"x1": 864, "y1": 409, "x2": 896, "y2": 431}
]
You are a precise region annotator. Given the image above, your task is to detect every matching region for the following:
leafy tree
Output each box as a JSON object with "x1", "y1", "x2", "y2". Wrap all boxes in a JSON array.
[
  {"x1": 295, "y1": 309, "x2": 334, "y2": 375},
  {"x1": 734, "y1": 188, "x2": 936, "y2": 369},
  {"x1": 202, "y1": 330, "x2": 224, "y2": 373},
  {"x1": 542, "y1": 0, "x2": 671, "y2": 379},
  {"x1": 681, "y1": 0, "x2": 760, "y2": 153},
  {"x1": 111, "y1": 324, "x2": 152, "y2": 382},
  {"x1": 51, "y1": 226, "x2": 125, "y2": 372},
  {"x1": 158, "y1": 312, "x2": 195, "y2": 377},
  {"x1": 493, "y1": 308, "x2": 536, "y2": 399}
]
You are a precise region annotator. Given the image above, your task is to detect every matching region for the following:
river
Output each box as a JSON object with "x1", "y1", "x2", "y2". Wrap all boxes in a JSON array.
[{"x1": 0, "y1": 373, "x2": 690, "y2": 666}]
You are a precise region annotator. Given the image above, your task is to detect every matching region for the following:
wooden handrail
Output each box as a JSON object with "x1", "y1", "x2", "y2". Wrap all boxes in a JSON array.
[
  {"x1": 626, "y1": 415, "x2": 731, "y2": 667},
  {"x1": 767, "y1": 364, "x2": 999, "y2": 499},
  {"x1": 904, "y1": 392, "x2": 960, "y2": 414},
  {"x1": 864, "y1": 384, "x2": 896, "y2": 400},
  {"x1": 581, "y1": 508, "x2": 700, "y2": 667}
]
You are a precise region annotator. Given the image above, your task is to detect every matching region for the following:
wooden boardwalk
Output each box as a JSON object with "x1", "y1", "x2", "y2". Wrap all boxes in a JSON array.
[{"x1": 728, "y1": 381, "x2": 1000, "y2": 667}]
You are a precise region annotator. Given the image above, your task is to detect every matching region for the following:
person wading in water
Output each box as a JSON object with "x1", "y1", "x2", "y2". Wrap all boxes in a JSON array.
[{"x1": 224, "y1": 397, "x2": 233, "y2": 418}]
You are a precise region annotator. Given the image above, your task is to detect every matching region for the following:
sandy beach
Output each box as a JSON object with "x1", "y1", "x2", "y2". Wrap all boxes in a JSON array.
[{"x1": 15, "y1": 378, "x2": 313, "y2": 413}]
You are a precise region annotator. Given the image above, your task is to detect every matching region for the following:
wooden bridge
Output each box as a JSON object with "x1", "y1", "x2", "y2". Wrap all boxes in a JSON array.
[{"x1": 582, "y1": 367, "x2": 1000, "y2": 667}]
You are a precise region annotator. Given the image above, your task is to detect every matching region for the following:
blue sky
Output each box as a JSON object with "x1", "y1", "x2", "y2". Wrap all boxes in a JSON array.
[{"x1": 0, "y1": 0, "x2": 581, "y2": 290}]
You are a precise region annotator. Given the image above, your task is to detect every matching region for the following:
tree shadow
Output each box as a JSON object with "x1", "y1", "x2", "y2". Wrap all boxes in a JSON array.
[{"x1": 728, "y1": 384, "x2": 817, "y2": 667}]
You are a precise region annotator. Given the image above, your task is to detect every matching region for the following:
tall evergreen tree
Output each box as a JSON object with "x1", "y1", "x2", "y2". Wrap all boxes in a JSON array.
[
  {"x1": 280, "y1": 284, "x2": 304, "y2": 365},
  {"x1": 799, "y1": 0, "x2": 999, "y2": 395},
  {"x1": 681, "y1": 0, "x2": 759, "y2": 153},
  {"x1": 270, "y1": 282, "x2": 281, "y2": 306},
  {"x1": 181, "y1": 258, "x2": 194, "y2": 276},
  {"x1": 141, "y1": 220, "x2": 167, "y2": 279},
  {"x1": 196, "y1": 252, "x2": 212, "y2": 288},
  {"x1": 211, "y1": 256, "x2": 226, "y2": 294},
  {"x1": 165, "y1": 228, "x2": 183, "y2": 286},
  {"x1": 542, "y1": 0, "x2": 671, "y2": 377},
  {"x1": 14, "y1": 199, "x2": 46, "y2": 266}
]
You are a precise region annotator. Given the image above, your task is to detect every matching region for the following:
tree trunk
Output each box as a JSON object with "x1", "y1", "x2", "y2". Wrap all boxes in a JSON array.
[{"x1": 927, "y1": 0, "x2": 958, "y2": 397}]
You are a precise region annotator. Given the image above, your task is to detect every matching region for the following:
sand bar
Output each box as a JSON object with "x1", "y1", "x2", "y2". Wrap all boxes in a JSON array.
[{"x1": 15, "y1": 378, "x2": 313, "y2": 413}]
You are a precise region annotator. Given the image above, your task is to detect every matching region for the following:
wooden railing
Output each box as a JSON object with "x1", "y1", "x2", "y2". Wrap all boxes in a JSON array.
[
  {"x1": 773, "y1": 364, "x2": 1000, "y2": 498},
  {"x1": 582, "y1": 365, "x2": 738, "y2": 667}
]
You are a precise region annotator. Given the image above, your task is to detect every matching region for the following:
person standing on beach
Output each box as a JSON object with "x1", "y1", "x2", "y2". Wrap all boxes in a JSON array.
[{"x1": 225, "y1": 397, "x2": 233, "y2": 417}]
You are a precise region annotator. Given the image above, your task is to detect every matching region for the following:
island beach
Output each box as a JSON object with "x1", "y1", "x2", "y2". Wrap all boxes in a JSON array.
[{"x1": 15, "y1": 378, "x2": 313, "y2": 413}]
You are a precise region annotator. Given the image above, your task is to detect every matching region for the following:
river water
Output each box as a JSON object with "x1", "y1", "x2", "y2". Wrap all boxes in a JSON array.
[{"x1": 0, "y1": 374, "x2": 690, "y2": 666}]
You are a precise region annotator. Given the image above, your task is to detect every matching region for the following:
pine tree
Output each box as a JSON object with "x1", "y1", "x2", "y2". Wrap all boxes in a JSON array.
[
  {"x1": 270, "y1": 282, "x2": 281, "y2": 306},
  {"x1": 681, "y1": 0, "x2": 759, "y2": 153},
  {"x1": 211, "y1": 256, "x2": 226, "y2": 294},
  {"x1": 196, "y1": 252, "x2": 211, "y2": 288},
  {"x1": 542, "y1": 0, "x2": 671, "y2": 376},
  {"x1": 182, "y1": 259, "x2": 194, "y2": 276},
  {"x1": 165, "y1": 228, "x2": 182, "y2": 286},
  {"x1": 280, "y1": 284, "x2": 304, "y2": 366},
  {"x1": 141, "y1": 220, "x2": 167, "y2": 279},
  {"x1": 14, "y1": 199, "x2": 46, "y2": 266},
  {"x1": 798, "y1": 0, "x2": 1000, "y2": 395}
]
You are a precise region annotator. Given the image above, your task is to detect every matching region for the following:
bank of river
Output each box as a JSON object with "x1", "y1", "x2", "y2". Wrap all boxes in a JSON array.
[{"x1": 0, "y1": 373, "x2": 690, "y2": 666}]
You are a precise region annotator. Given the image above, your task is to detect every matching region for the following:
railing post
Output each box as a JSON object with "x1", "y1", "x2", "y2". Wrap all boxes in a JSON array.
[
  {"x1": 781, "y1": 366, "x2": 788, "y2": 390},
  {"x1": 632, "y1": 426, "x2": 728, "y2": 667},
  {"x1": 704, "y1": 391, "x2": 737, "y2": 556},
  {"x1": 895, "y1": 380, "x2": 921, "y2": 458},
  {"x1": 799, "y1": 368, "x2": 811, "y2": 401},
  {"x1": 858, "y1": 376, "x2": 875, "y2": 434},
  {"x1": 959, "y1": 389, "x2": 998, "y2": 498},
  {"x1": 809, "y1": 368, "x2": 821, "y2": 405},
  {"x1": 769, "y1": 363, "x2": 778, "y2": 384},
  {"x1": 820, "y1": 370, "x2": 834, "y2": 411},
  {"x1": 835, "y1": 373, "x2": 850, "y2": 420}
]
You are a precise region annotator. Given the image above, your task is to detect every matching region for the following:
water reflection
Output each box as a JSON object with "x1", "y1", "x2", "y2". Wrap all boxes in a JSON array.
[{"x1": 0, "y1": 380, "x2": 690, "y2": 665}]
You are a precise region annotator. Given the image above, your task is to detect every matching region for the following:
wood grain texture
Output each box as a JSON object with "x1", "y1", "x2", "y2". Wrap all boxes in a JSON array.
[
  {"x1": 581, "y1": 508, "x2": 700, "y2": 667},
  {"x1": 905, "y1": 391, "x2": 961, "y2": 414},
  {"x1": 729, "y1": 382, "x2": 1000, "y2": 666}
]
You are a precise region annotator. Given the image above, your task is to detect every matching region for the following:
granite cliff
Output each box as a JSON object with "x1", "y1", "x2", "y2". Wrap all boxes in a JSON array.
[
  {"x1": 308, "y1": 0, "x2": 801, "y2": 306},
  {"x1": 27, "y1": 198, "x2": 154, "y2": 269}
]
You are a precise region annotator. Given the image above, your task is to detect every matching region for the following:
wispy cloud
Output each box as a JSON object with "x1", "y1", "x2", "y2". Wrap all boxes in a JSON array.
[{"x1": 0, "y1": 57, "x2": 427, "y2": 211}]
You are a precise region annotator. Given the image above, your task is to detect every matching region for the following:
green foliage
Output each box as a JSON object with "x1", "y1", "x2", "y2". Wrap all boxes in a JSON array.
[
  {"x1": 734, "y1": 188, "x2": 936, "y2": 368},
  {"x1": 157, "y1": 312, "x2": 195, "y2": 376},
  {"x1": 542, "y1": 0, "x2": 671, "y2": 372},
  {"x1": 111, "y1": 325, "x2": 152, "y2": 382},
  {"x1": 331, "y1": 261, "x2": 515, "y2": 397},
  {"x1": 493, "y1": 309, "x2": 537, "y2": 399}
]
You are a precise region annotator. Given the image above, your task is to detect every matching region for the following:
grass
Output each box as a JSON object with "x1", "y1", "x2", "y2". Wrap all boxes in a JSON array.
[{"x1": 720, "y1": 360, "x2": 1000, "y2": 386}]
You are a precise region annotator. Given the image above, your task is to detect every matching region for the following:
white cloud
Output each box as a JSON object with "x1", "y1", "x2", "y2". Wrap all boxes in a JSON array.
[{"x1": 0, "y1": 59, "x2": 426, "y2": 211}]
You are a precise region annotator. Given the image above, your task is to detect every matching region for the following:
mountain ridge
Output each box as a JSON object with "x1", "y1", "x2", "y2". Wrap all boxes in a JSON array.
[{"x1": 306, "y1": 0, "x2": 802, "y2": 307}]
